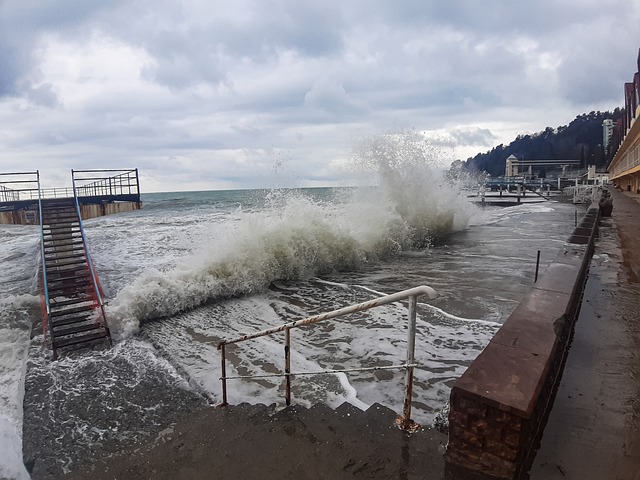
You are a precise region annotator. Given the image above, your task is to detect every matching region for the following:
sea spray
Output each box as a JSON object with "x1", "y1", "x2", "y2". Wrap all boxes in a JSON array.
[
  {"x1": 108, "y1": 132, "x2": 475, "y2": 335},
  {"x1": 351, "y1": 129, "x2": 473, "y2": 245},
  {"x1": 0, "y1": 295, "x2": 38, "y2": 480}
]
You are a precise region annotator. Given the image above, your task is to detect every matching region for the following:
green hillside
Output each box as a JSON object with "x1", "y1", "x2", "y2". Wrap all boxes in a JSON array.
[{"x1": 455, "y1": 109, "x2": 625, "y2": 177}]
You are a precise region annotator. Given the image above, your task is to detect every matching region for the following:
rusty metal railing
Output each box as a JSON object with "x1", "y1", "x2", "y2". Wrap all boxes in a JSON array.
[{"x1": 217, "y1": 285, "x2": 436, "y2": 431}]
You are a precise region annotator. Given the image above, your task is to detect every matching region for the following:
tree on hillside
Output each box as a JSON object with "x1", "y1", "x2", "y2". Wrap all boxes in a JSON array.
[{"x1": 458, "y1": 109, "x2": 625, "y2": 176}]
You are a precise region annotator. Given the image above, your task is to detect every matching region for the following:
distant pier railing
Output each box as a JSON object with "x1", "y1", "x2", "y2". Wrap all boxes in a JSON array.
[
  {"x1": 0, "y1": 171, "x2": 40, "y2": 202},
  {"x1": 0, "y1": 169, "x2": 141, "y2": 224},
  {"x1": 72, "y1": 168, "x2": 140, "y2": 202}
]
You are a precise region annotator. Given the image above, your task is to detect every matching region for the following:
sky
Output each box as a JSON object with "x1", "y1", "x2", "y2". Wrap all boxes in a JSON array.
[{"x1": 0, "y1": 1, "x2": 639, "y2": 192}]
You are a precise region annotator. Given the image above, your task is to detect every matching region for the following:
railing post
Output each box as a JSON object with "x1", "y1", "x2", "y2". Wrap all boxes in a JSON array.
[
  {"x1": 401, "y1": 294, "x2": 418, "y2": 429},
  {"x1": 285, "y1": 327, "x2": 291, "y2": 406},
  {"x1": 220, "y1": 344, "x2": 228, "y2": 406}
]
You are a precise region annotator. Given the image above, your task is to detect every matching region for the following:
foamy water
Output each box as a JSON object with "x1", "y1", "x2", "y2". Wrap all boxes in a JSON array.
[
  {"x1": 0, "y1": 226, "x2": 40, "y2": 480},
  {"x1": 1, "y1": 135, "x2": 584, "y2": 477}
]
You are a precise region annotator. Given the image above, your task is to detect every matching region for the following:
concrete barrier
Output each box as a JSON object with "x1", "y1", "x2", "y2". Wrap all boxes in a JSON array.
[
  {"x1": 0, "y1": 200, "x2": 141, "y2": 225},
  {"x1": 79, "y1": 200, "x2": 141, "y2": 220},
  {"x1": 445, "y1": 200, "x2": 601, "y2": 479}
]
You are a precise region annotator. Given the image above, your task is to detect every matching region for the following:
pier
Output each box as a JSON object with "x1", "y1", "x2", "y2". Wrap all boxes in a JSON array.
[
  {"x1": 0, "y1": 169, "x2": 140, "y2": 359},
  {"x1": 0, "y1": 169, "x2": 141, "y2": 225}
]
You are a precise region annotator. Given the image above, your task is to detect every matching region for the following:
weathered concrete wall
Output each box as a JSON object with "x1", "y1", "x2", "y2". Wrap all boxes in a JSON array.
[
  {"x1": 79, "y1": 201, "x2": 141, "y2": 220},
  {"x1": 0, "y1": 201, "x2": 141, "y2": 225},
  {"x1": 0, "y1": 208, "x2": 39, "y2": 225},
  {"x1": 445, "y1": 201, "x2": 601, "y2": 479}
]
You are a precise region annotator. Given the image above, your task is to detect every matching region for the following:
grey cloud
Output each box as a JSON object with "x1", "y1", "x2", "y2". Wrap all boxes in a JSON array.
[
  {"x1": 25, "y1": 83, "x2": 59, "y2": 107},
  {"x1": 303, "y1": 78, "x2": 370, "y2": 118},
  {"x1": 450, "y1": 128, "x2": 497, "y2": 147},
  {"x1": 127, "y1": 1, "x2": 345, "y2": 91},
  {"x1": 0, "y1": 0, "x2": 636, "y2": 191},
  {"x1": 0, "y1": 0, "x2": 122, "y2": 100}
]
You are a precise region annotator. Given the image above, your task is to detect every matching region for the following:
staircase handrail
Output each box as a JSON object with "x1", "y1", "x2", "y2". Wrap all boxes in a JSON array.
[
  {"x1": 0, "y1": 171, "x2": 40, "y2": 202},
  {"x1": 217, "y1": 285, "x2": 437, "y2": 430},
  {"x1": 71, "y1": 168, "x2": 139, "y2": 199},
  {"x1": 36, "y1": 171, "x2": 54, "y2": 344},
  {"x1": 71, "y1": 171, "x2": 106, "y2": 313}
]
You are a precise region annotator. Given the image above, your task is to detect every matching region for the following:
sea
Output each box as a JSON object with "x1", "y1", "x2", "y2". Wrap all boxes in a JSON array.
[{"x1": 0, "y1": 153, "x2": 583, "y2": 478}]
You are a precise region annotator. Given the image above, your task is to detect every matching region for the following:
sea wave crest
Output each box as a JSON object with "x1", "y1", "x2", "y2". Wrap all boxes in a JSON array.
[{"x1": 109, "y1": 131, "x2": 475, "y2": 336}]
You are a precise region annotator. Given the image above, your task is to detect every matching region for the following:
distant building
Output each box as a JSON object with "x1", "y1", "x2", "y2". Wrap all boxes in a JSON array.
[
  {"x1": 608, "y1": 47, "x2": 640, "y2": 192},
  {"x1": 603, "y1": 119, "x2": 614, "y2": 150},
  {"x1": 504, "y1": 154, "x2": 580, "y2": 178},
  {"x1": 505, "y1": 154, "x2": 518, "y2": 177}
]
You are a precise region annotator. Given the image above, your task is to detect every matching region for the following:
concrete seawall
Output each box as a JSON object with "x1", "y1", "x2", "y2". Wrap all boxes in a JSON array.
[
  {"x1": 0, "y1": 200, "x2": 140, "y2": 225},
  {"x1": 78, "y1": 200, "x2": 141, "y2": 220},
  {"x1": 445, "y1": 200, "x2": 601, "y2": 479}
]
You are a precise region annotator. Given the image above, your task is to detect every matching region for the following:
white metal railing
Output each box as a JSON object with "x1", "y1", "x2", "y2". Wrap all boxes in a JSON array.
[
  {"x1": 564, "y1": 184, "x2": 600, "y2": 204},
  {"x1": 217, "y1": 285, "x2": 437, "y2": 431}
]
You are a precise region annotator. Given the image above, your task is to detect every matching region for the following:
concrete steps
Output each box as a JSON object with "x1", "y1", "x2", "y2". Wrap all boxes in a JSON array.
[{"x1": 61, "y1": 401, "x2": 448, "y2": 480}]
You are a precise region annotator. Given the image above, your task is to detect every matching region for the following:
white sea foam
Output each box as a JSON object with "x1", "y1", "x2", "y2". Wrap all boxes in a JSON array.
[
  {"x1": 0, "y1": 417, "x2": 30, "y2": 480},
  {"x1": 108, "y1": 132, "x2": 476, "y2": 335},
  {"x1": 0, "y1": 295, "x2": 38, "y2": 480}
]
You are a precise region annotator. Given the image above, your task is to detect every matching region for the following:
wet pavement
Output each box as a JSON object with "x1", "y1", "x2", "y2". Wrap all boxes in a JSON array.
[
  {"x1": 530, "y1": 189, "x2": 640, "y2": 480},
  {"x1": 33, "y1": 189, "x2": 640, "y2": 480},
  {"x1": 61, "y1": 402, "x2": 448, "y2": 480}
]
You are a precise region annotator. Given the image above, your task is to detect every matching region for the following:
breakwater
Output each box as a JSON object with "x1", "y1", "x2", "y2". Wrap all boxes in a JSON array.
[
  {"x1": 0, "y1": 199, "x2": 141, "y2": 225},
  {"x1": 445, "y1": 198, "x2": 601, "y2": 479}
]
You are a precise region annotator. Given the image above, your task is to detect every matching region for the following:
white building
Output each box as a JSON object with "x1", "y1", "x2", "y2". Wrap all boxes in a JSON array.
[
  {"x1": 505, "y1": 154, "x2": 519, "y2": 177},
  {"x1": 603, "y1": 119, "x2": 614, "y2": 150}
]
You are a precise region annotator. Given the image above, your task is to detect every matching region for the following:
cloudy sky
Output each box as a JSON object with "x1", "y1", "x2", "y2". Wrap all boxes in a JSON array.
[{"x1": 1, "y1": 1, "x2": 638, "y2": 192}]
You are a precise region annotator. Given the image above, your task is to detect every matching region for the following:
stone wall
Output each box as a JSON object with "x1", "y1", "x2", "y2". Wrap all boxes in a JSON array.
[{"x1": 445, "y1": 201, "x2": 601, "y2": 479}]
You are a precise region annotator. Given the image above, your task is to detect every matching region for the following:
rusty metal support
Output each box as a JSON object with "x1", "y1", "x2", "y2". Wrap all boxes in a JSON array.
[
  {"x1": 220, "y1": 344, "x2": 228, "y2": 407},
  {"x1": 285, "y1": 328, "x2": 291, "y2": 406},
  {"x1": 217, "y1": 285, "x2": 437, "y2": 423},
  {"x1": 219, "y1": 286, "x2": 436, "y2": 348},
  {"x1": 399, "y1": 294, "x2": 418, "y2": 430}
]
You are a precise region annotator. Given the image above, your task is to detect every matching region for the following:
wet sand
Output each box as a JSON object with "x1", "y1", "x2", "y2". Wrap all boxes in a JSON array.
[{"x1": 530, "y1": 189, "x2": 640, "y2": 479}]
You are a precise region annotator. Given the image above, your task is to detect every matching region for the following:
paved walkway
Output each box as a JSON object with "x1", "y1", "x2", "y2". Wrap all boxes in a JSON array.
[
  {"x1": 530, "y1": 189, "x2": 640, "y2": 480},
  {"x1": 60, "y1": 402, "x2": 448, "y2": 480},
  {"x1": 47, "y1": 190, "x2": 640, "y2": 480}
]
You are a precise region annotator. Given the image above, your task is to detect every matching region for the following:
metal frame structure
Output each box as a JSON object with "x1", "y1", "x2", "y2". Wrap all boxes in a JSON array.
[
  {"x1": 218, "y1": 285, "x2": 437, "y2": 430},
  {"x1": 72, "y1": 168, "x2": 140, "y2": 199},
  {"x1": 71, "y1": 177, "x2": 111, "y2": 344}
]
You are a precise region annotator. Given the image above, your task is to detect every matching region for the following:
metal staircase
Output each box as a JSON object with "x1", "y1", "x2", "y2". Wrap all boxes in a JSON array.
[{"x1": 40, "y1": 197, "x2": 111, "y2": 359}]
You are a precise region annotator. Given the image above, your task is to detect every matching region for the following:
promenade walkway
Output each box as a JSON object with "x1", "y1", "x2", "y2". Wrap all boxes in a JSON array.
[
  {"x1": 48, "y1": 190, "x2": 639, "y2": 480},
  {"x1": 530, "y1": 189, "x2": 640, "y2": 479}
]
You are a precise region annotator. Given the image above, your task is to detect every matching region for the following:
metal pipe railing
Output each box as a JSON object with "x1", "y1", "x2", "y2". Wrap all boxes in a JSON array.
[
  {"x1": 71, "y1": 171, "x2": 109, "y2": 333},
  {"x1": 36, "y1": 171, "x2": 55, "y2": 348},
  {"x1": 0, "y1": 172, "x2": 40, "y2": 202},
  {"x1": 217, "y1": 285, "x2": 436, "y2": 430},
  {"x1": 72, "y1": 168, "x2": 139, "y2": 199}
]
